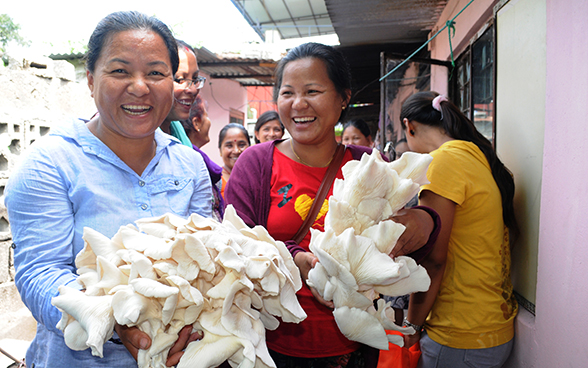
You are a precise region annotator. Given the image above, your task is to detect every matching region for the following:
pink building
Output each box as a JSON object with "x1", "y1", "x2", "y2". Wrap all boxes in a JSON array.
[{"x1": 407, "y1": 0, "x2": 588, "y2": 365}]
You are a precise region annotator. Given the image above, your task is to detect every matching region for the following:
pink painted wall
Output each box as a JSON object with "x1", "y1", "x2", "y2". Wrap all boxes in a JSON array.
[
  {"x1": 428, "y1": 0, "x2": 588, "y2": 366},
  {"x1": 197, "y1": 73, "x2": 248, "y2": 166},
  {"x1": 428, "y1": 0, "x2": 498, "y2": 93},
  {"x1": 533, "y1": 0, "x2": 588, "y2": 365}
]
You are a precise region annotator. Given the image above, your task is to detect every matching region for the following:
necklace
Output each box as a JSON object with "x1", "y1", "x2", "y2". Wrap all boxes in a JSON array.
[{"x1": 290, "y1": 139, "x2": 336, "y2": 167}]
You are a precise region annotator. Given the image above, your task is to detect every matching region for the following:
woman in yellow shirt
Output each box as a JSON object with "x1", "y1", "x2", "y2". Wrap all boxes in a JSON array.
[{"x1": 400, "y1": 92, "x2": 519, "y2": 368}]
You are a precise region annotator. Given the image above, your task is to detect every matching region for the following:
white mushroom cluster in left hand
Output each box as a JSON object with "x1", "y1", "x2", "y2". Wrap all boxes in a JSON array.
[
  {"x1": 307, "y1": 150, "x2": 433, "y2": 350},
  {"x1": 51, "y1": 205, "x2": 306, "y2": 368}
]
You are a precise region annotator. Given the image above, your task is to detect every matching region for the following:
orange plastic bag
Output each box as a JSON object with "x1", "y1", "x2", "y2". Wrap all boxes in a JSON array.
[{"x1": 377, "y1": 331, "x2": 421, "y2": 368}]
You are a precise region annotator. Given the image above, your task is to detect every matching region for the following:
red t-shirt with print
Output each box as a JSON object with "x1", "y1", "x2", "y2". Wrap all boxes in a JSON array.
[{"x1": 265, "y1": 146, "x2": 360, "y2": 358}]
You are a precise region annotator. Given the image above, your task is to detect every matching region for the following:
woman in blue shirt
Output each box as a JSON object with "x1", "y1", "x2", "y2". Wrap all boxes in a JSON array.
[{"x1": 5, "y1": 11, "x2": 211, "y2": 368}]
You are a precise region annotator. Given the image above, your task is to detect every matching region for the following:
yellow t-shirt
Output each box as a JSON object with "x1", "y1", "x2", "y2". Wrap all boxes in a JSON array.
[{"x1": 422, "y1": 140, "x2": 517, "y2": 349}]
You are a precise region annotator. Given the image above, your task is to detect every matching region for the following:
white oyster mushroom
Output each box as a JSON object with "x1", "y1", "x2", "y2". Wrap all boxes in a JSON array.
[
  {"x1": 183, "y1": 234, "x2": 216, "y2": 275},
  {"x1": 170, "y1": 238, "x2": 202, "y2": 281},
  {"x1": 117, "y1": 249, "x2": 158, "y2": 281},
  {"x1": 130, "y1": 278, "x2": 179, "y2": 326},
  {"x1": 333, "y1": 306, "x2": 391, "y2": 350},
  {"x1": 86, "y1": 255, "x2": 129, "y2": 296},
  {"x1": 54, "y1": 206, "x2": 305, "y2": 368},
  {"x1": 77, "y1": 227, "x2": 124, "y2": 267},
  {"x1": 360, "y1": 220, "x2": 406, "y2": 255},
  {"x1": 388, "y1": 151, "x2": 433, "y2": 185},
  {"x1": 62, "y1": 319, "x2": 92, "y2": 351},
  {"x1": 177, "y1": 327, "x2": 254, "y2": 368},
  {"x1": 111, "y1": 285, "x2": 161, "y2": 326},
  {"x1": 307, "y1": 149, "x2": 434, "y2": 349},
  {"x1": 52, "y1": 286, "x2": 115, "y2": 357}
]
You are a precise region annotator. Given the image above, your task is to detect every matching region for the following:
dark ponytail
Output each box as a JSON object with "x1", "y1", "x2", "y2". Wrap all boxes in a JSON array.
[{"x1": 400, "y1": 91, "x2": 519, "y2": 238}]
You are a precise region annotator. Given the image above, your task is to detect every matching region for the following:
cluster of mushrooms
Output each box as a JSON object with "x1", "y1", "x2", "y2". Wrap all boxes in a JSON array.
[
  {"x1": 51, "y1": 149, "x2": 434, "y2": 367},
  {"x1": 307, "y1": 150, "x2": 434, "y2": 349},
  {"x1": 51, "y1": 206, "x2": 306, "y2": 368}
]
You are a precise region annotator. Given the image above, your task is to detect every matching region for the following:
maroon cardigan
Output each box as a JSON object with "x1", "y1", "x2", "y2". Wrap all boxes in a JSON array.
[{"x1": 224, "y1": 140, "x2": 439, "y2": 261}]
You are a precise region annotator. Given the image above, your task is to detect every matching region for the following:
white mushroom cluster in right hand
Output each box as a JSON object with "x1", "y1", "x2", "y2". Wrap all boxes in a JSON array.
[
  {"x1": 307, "y1": 150, "x2": 434, "y2": 350},
  {"x1": 51, "y1": 205, "x2": 306, "y2": 368}
]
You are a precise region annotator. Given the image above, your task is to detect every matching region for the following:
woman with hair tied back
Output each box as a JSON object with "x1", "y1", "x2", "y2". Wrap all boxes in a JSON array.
[
  {"x1": 254, "y1": 110, "x2": 284, "y2": 144},
  {"x1": 341, "y1": 118, "x2": 373, "y2": 148},
  {"x1": 181, "y1": 95, "x2": 225, "y2": 219},
  {"x1": 225, "y1": 42, "x2": 441, "y2": 368},
  {"x1": 400, "y1": 91, "x2": 519, "y2": 368},
  {"x1": 4, "y1": 11, "x2": 211, "y2": 368}
]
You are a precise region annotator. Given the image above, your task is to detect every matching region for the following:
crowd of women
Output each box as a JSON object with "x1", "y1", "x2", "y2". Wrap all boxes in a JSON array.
[{"x1": 4, "y1": 10, "x2": 518, "y2": 368}]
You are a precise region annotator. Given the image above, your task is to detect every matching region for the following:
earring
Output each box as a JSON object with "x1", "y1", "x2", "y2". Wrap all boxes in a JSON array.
[
  {"x1": 409, "y1": 130, "x2": 415, "y2": 135},
  {"x1": 196, "y1": 126, "x2": 201, "y2": 132},
  {"x1": 342, "y1": 106, "x2": 346, "y2": 110}
]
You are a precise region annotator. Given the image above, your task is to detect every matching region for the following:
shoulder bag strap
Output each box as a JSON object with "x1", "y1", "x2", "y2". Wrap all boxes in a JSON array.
[{"x1": 292, "y1": 144, "x2": 346, "y2": 244}]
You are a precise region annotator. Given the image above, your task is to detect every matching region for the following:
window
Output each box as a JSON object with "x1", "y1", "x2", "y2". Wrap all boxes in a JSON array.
[
  {"x1": 451, "y1": 24, "x2": 495, "y2": 145},
  {"x1": 229, "y1": 108, "x2": 244, "y2": 125}
]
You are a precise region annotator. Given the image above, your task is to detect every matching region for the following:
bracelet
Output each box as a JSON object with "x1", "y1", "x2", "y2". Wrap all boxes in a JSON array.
[{"x1": 403, "y1": 317, "x2": 423, "y2": 334}]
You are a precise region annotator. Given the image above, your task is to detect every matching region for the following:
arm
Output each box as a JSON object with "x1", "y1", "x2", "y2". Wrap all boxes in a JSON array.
[
  {"x1": 225, "y1": 144, "x2": 272, "y2": 228},
  {"x1": 389, "y1": 205, "x2": 440, "y2": 261},
  {"x1": 6, "y1": 147, "x2": 82, "y2": 334},
  {"x1": 404, "y1": 189, "x2": 455, "y2": 348}
]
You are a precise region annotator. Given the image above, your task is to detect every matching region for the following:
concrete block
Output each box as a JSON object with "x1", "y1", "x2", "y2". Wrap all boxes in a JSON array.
[
  {"x1": 0, "y1": 241, "x2": 10, "y2": 283},
  {"x1": 52, "y1": 60, "x2": 76, "y2": 82}
]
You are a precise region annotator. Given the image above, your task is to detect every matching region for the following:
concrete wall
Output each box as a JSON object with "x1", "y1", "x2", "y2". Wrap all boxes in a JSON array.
[{"x1": 0, "y1": 55, "x2": 96, "y2": 360}]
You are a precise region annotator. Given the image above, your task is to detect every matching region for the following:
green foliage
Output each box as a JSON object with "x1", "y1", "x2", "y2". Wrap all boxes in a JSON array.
[{"x1": 0, "y1": 14, "x2": 29, "y2": 53}]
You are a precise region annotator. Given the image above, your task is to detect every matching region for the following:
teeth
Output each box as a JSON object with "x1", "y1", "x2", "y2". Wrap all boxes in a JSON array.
[
  {"x1": 178, "y1": 100, "x2": 192, "y2": 106},
  {"x1": 293, "y1": 117, "x2": 316, "y2": 123},
  {"x1": 122, "y1": 105, "x2": 152, "y2": 115}
]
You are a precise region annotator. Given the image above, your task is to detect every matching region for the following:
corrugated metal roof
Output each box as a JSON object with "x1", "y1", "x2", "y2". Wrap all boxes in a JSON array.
[
  {"x1": 232, "y1": 0, "x2": 447, "y2": 46},
  {"x1": 196, "y1": 47, "x2": 277, "y2": 87},
  {"x1": 230, "y1": 0, "x2": 335, "y2": 41},
  {"x1": 327, "y1": 0, "x2": 448, "y2": 45}
]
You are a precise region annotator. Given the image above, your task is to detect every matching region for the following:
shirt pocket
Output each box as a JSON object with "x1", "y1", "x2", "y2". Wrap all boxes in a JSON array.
[{"x1": 150, "y1": 176, "x2": 194, "y2": 216}]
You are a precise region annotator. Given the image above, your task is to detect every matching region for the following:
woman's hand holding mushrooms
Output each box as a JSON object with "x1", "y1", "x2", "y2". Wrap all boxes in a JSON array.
[
  {"x1": 294, "y1": 251, "x2": 334, "y2": 309},
  {"x1": 388, "y1": 208, "x2": 434, "y2": 257},
  {"x1": 114, "y1": 324, "x2": 151, "y2": 361},
  {"x1": 165, "y1": 325, "x2": 203, "y2": 367}
]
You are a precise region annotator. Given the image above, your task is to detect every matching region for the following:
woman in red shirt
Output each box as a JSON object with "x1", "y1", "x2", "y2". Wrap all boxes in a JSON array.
[{"x1": 225, "y1": 43, "x2": 439, "y2": 368}]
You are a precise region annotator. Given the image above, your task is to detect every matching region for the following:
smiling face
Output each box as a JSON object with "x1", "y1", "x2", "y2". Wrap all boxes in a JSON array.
[
  {"x1": 255, "y1": 119, "x2": 284, "y2": 143},
  {"x1": 341, "y1": 125, "x2": 373, "y2": 147},
  {"x1": 277, "y1": 57, "x2": 348, "y2": 146},
  {"x1": 168, "y1": 47, "x2": 200, "y2": 122},
  {"x1": 220, "y1": 128, "x2": 250, "y2": 171},
  {"x1": 87, "y1": 29, "x2": 174, "y2": 141}
]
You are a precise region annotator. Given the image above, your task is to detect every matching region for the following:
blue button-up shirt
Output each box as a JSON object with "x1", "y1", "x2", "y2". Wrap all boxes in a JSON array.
[{"x1": 5, "y1": 118, "x2": 212, "y2": 367}]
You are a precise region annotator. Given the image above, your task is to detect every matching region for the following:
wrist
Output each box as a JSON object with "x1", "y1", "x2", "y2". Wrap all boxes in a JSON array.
[{"x1": 403, "y1": 317, "x2": 424, "y2": 335}]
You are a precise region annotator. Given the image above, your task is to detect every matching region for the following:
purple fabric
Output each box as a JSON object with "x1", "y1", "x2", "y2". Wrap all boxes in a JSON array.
[
  {"x1": 193, "y1": 145, "x2": 225, "y2": 218},
  {"x1": 224, "y1": 140, "x2": 439, "y2": 260}
]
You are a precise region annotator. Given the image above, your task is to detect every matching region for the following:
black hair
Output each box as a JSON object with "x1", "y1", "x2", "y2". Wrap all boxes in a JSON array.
[
  {"x1": 400, "y1": 91, "x2": 518, "y2": 237},
  {"x1": 343, "y1": 118, "x2": 371, "y2": 140},
  {"x1": 273, "y1": 42, "x2": 352, "y2": 121},
  {"x1": 218, "y1": 123, "x2": 251, "y2": 149},
  {"x1": 86, "y1": 11, "x2": 179, "y2": 75},
  {"x1": 254, "y1": 110, "x2": 283, "y2": 144},
  {"x1": 181, "y1": 95, "x2": 206, "y2": 135}
]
